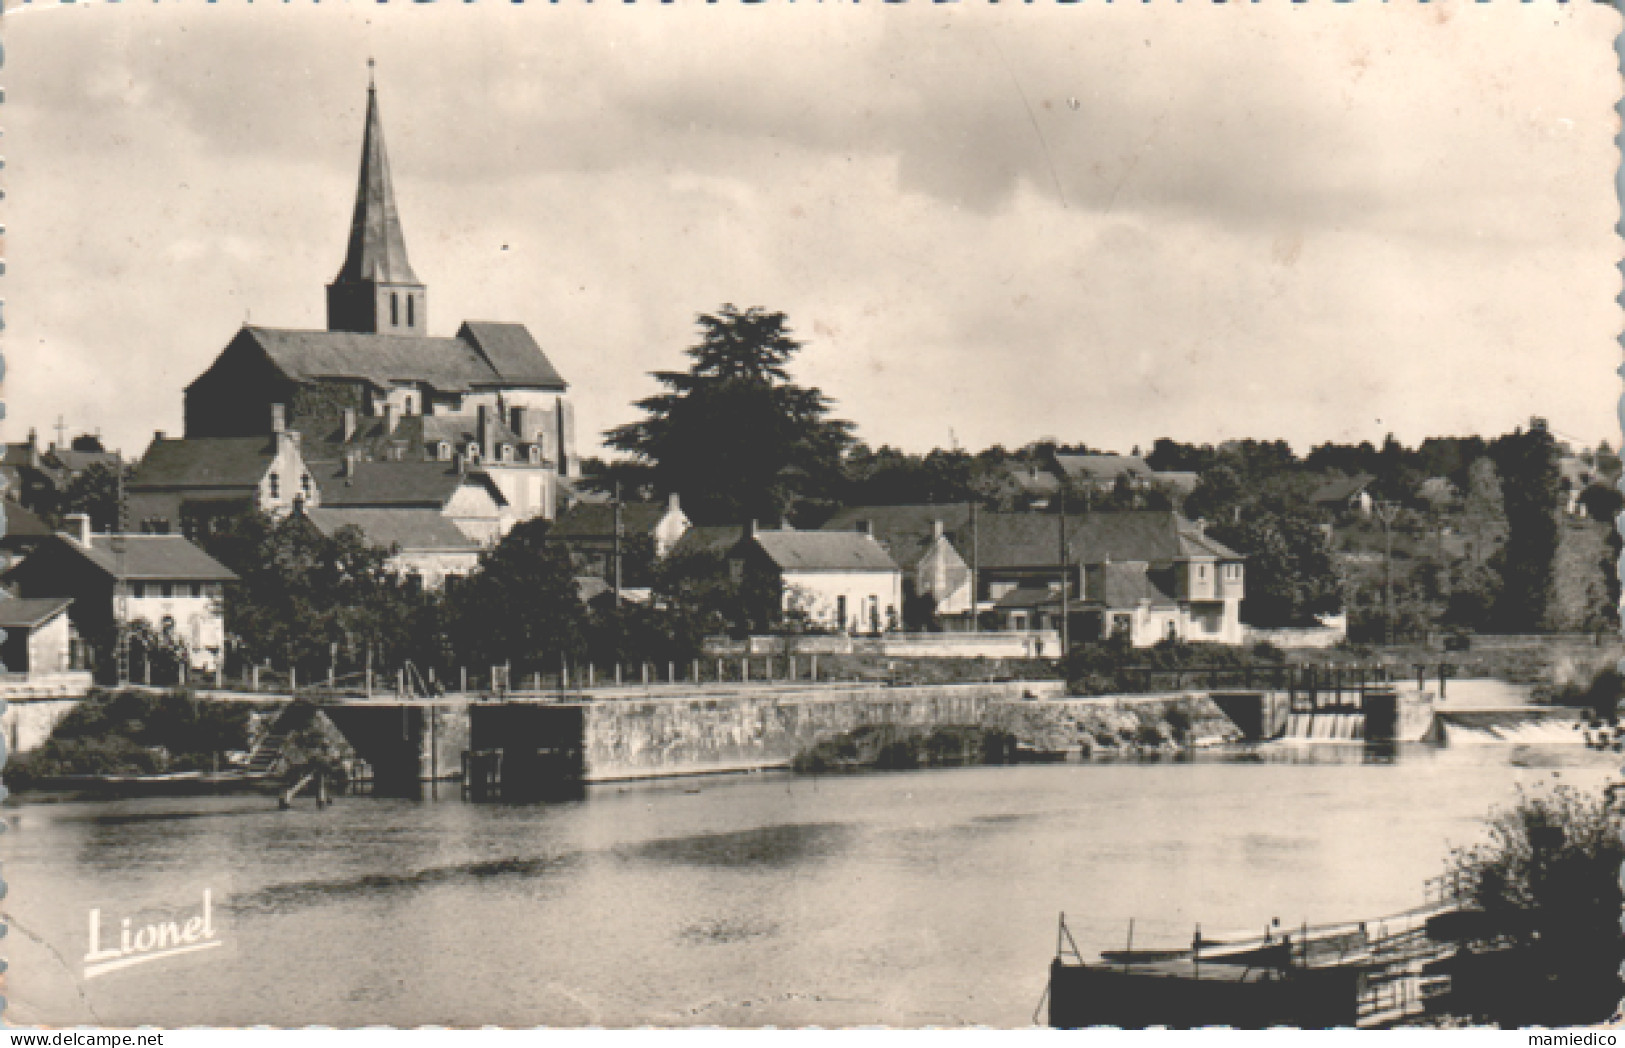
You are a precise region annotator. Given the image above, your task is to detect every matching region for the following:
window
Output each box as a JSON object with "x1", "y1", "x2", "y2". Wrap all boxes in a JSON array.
[
  {"x1": 301, "y1": 474, "x2": 313, "y2": 498},
  {"x1": 407, "y1": 295, "x2": 415, "y2": 328},
  {"x1": 268, "y1": 473, "x2": 280, "y2": 499},
  {"x1": 836, "y1": 595, "x2": 848, "y2": 630},
  {"x1": 131, "y1": 582, "x2": 147, "y2": 599},
  {"x1": 528, "y1": 445, "x2": 542, "y2": 465},
  {"x1": 189, "y1": 582, "x2": 202, "y2": 598},
  {"x1": 1198, "y1": 564, "x2": 1207, "y2": 580},
  {"x1": 466, "y1": 444, "x2": 481, "y2": 463},
  {"x1": 404, "y1": 395, "x2": 415, "y2": 416},
  {"x1": 390, "y1": 293, "x2": 400, "y2": 327},
  {"x1": 160, "y1": 583, "x2": 174, "y2": 599},
  {"x1": 500, "y1": 444, "x2": 514, "y2": 463},
  {"x1": 438, "y1": 442, "x2": 453, "y2": 462}
]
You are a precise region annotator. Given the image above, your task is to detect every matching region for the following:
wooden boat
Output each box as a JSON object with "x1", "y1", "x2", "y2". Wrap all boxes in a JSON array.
[
  {"x1": 1046, "y1": 907, "x2": 1454, "y2": 1029},
  {"x1": 37, "y1": 771, "x2": 285, "y2": 798}
]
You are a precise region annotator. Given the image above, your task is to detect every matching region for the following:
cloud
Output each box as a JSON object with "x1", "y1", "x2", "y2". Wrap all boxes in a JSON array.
[{"x1": 4, "y1": 1, "x2": 1618, "y2": 461}]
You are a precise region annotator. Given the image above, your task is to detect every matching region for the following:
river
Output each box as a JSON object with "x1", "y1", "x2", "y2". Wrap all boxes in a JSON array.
[{"x1": 4, "y1": 741, "x2": 1617, "y2": 1028}]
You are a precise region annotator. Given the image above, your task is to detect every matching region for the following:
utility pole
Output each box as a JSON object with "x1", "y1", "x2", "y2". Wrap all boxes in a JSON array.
[
  {"x1": 114, "y1": 449, "x2": 130, "y2": 685},
  {"x1": 969, "y1": 500, "x2": 979, "y2": 631},
  {"x1": 612, "y1": 480, "x2": 623, "y2": 607},
  {"x1": 1058, "y1": 489, "x2": 1070, "y2": 655},
  {"x1": 1377, "y1": 500, "x2": 1400, "y2": 647}
]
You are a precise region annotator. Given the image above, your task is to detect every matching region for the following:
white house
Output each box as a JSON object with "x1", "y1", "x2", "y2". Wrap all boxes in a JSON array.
[{"x1": 731, "y1": 526, "x2": 904, "y2": 634}]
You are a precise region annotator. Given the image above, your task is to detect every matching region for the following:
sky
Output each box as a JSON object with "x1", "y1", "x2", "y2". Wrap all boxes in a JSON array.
[{"x1": 5, "y1": 1, "x2": 1620, "y2": 461}]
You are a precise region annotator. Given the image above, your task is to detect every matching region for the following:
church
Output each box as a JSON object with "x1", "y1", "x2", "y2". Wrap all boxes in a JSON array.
[{"x1": 131, "y1": 79, "x2": 579, "y2": 556}]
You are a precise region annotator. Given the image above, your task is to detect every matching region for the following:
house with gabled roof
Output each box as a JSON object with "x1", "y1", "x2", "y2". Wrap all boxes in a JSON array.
[
  {"x1": 3, "y1": 516, "x2": 237, "y2": 675},
  {"x1": 312, "y1": 456, "x2": 508, "y2": 545},
  {"x1": 819, "y1": 504, "x2": 975, "y2": 624},
  {"x1": 730, "y1": 525, "x2": 903, "y2": 634},
  {"x1": 0, "y1": 596, "x2": 78, "y2": 679},
  {"x1": 548, "y1": 494, "x2": 693, "y2": 579},
  {"x1": 303, "y1": 506, "x2": 481, "y2": 590},
  {"x1": 1311, "y1": 473, "x2": 1375, "y2": 517},
  {"x1": 128, "y1": 425, "x2": 318, "y2": 537},
  {"x1": 963, "y1": 510, "x2": 1246, "y2": 646},
  {"x1": 1052, "y1": 453, "x2": 1155, "y2": 493}
]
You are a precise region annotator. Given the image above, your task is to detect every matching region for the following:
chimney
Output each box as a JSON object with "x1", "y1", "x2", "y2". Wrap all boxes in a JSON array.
[
  {"x1": 511, "y1": 406, "x2": 529, "y2": 442},
  {"x1": 932, "y1": 519, "x2": 944, "y2": 539},
  {"x1": 746, "y1": 519, "x2": 758, "y2": 539},
  {"x1": 271, "y1": 403, "x2": 286, "y2": 434},
  {"x1": 342, "y1": 407, "x2": 357, "y2": 443},
  {"x1": 154, "y1": 430, "x2": 167, "y2": 443},
  {"x1": 779, "y1": 516, "x2": 793, "y2": 531},
  {"x1": 382, "y1": 402, "x2": 397, "y2": 434},
  {"x1": 26, "y1": 427, "x2": 36, "y2": 450},
  {"x1": 65, "y1": 512, "x2": 92, "y2": 546},
  {"x1": 856, "y1": 519, "x2": 873, "y2": 536},
  {"x1": 477, "y1": 405, "x2": 494, "y2": 463},
  {"x1": 343, "y1": 450, "x2": 357, "y2": 480}
]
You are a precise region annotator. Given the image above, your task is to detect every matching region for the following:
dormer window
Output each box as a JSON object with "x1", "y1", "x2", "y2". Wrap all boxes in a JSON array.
[
  {"x1": 438, "y1": 441, "x2": 453, "y2": 462},
  {"x1": 500, "y1": 444, "x2": 514, "y2": 463},
  {"x1": 301, "y1": 474, "x2": 313, "y2": 498},
  {"x1": 466, "y1": 444, "x2": 481, "y2": 464},
  {"x1": 528, "y1": 445, "x2": 542, "y2": 465}
]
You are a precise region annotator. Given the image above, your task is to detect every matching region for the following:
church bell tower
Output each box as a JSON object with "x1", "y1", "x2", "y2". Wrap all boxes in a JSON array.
[{"x1": 326, "y1": 70, "x2": 427, "y2": 336}]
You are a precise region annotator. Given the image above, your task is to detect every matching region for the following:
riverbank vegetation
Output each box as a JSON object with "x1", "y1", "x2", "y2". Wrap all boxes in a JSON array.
[
  {"x1": 1436, "y1": 783, "x2": 1623, "y2": 1026},
  {"x1": 7, "y1": 689, "x2": 259, "y2": 790},
  {"x1": 791, "y1": 724, "x2": 1019, "y2": 773}
]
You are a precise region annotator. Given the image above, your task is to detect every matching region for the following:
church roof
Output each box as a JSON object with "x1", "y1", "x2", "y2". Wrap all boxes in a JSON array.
[
  {"x1": 333, "y1": 84, "x2": 419, "y2": 287},
  {"x1": 229, "y1": 323, "x2": 566, "y2": 394}
]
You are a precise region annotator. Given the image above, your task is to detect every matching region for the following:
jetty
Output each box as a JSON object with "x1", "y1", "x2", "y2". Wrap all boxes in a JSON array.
[{"x1": 1045, "y1": 898, "x2": 1467, "y2": 1029}]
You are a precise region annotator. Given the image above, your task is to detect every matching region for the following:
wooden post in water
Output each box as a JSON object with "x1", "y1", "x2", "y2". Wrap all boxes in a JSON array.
[
  {"x1": 290, "y1": 664, "x2": 296, "y2": 693},
  {"x1": 588, "y1": 664, "x2": 595, "y2": 688}
]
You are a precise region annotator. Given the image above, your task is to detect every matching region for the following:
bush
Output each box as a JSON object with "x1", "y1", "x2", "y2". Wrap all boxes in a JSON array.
[
  {"x1": 7, "y1": 735, "x2": 165, "y2": 788},
  {"x1": 1443, "y1": 784, "x2": 1624, "y2": 1025}
]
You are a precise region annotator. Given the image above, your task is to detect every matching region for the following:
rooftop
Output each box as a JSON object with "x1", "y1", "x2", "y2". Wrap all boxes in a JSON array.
[
  {"x1": 0, "y1": 596, "x2": 74, "y2": 628},
  {"x1": 131, "y1": 436, "x2": 278, "y2": 489},
  {"x1": 313, "y1": 459, "x2": 505, "y2": 509},
  {"x1": 746, "y1": 529, "x2": 900, "y2": 573},
  {"x1": 79, "y1": 535, "x2": 238, "y2": 582},
  {"x1": 304, "y1": 507, "x2": 478, "y2": 552},
  {"x1": 218, "y1": 322, "x2": 567, "y2": 395}
]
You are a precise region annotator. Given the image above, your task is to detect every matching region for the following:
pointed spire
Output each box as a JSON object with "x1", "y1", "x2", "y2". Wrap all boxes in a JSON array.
[{"x1": 333, "y1": 74, "x2": 418, "y2": 287}]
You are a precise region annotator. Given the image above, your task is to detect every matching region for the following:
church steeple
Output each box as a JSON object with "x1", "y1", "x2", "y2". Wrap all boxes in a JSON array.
[{"x1": 326, "y1": 70, "x2": 427, "y2": 336}]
